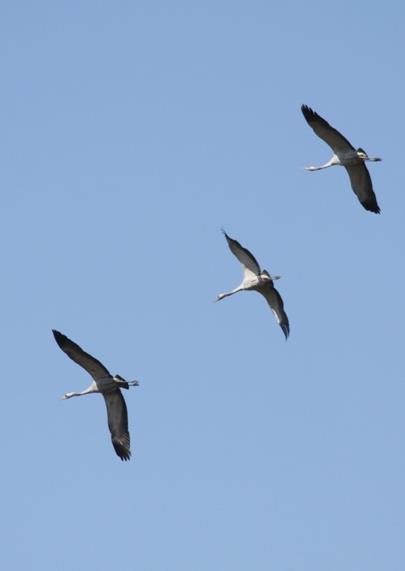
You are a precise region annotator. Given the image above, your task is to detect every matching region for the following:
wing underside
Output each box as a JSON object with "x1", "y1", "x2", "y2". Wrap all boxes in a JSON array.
[
  {"x1": 345, "y1": 162, "x2": 380, "y2": 214},
  {"x1": 301, "y1": 105, "x2": 355, "y2": 154},
  {"x1": 258, "y1": 285, "x2": 290, "y2": 339},
  {"x1": 53, "y1": 330, "x2": 111, "y2": 380},
  {"x1": 223, "y1": 231, "x2": 261, "y2": 281},
  {"x1": 103, "y1": 390, "x2": 131, "y2": 461}
]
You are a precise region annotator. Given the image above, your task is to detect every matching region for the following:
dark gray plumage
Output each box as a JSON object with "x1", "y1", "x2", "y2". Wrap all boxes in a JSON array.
[
  {"x1": 53, "y1": 330, "x2": 138, "y2": 461},
  {"x1": 301, "y1": 104, "x2": 381, "y2": 214},
  {"x1": 216, "y1": 232, "x2": 290, "y2": 339}
]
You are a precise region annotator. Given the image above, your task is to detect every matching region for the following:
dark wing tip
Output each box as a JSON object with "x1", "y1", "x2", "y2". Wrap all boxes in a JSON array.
[
  {"x1": 359, "y1": 181, "x2": 381, "y2": 214},
  {"x1": 301, "y1": 104, "x2": 316, "y2": 122},
  {"x1": 301, "y1": 104, "x2": 330, "y2": 129},
  {"x1": 221, "y1": 227, "x2": 230, "y2": 240},
  {"x1": 363, "y1": 202, "x2": 381, "y2": 214},
  {"x1": 52, "y1": 329, "x2": 67, "y2": 347},
  {"x1": 112, "y1": 439, "x2": 131, "y2": 461},
  {"x1": 281, "y1": 322, "x2": 290, "y2": 340},
  {"x1": 221, "y1": 228, "x2": 234, "y2": 248}
]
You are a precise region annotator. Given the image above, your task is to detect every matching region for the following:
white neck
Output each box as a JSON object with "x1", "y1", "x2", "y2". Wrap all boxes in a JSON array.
[
  {"x1": 216, "y1": 285, "x2": 244, "y2": 301},
  {"x1": 61, "y1": 386, "x2": 96, "y2": 400}
]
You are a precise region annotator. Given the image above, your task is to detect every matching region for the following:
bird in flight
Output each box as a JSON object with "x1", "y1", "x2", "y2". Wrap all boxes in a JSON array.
[
  {"x1": 53, "y1": 329, "x2": 139, "y2": 461},
  {"x1": 216, "y1": 231, "x2": 290, "y2": 339},
  {"x1": 301, "y1": 104, "x2": 381, "y2": 214}
]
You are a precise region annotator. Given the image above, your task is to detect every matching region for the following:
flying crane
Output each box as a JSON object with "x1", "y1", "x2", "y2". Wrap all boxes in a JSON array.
[
  {"x1": 216, "y1": 231, "x2": 290, "y2": 339},
  {"x1": 53, "y1": 330, "x2": 139, "y2": 461},
  {"x1": 301, "y1": 104, "x2": 381, "y2": 213}
]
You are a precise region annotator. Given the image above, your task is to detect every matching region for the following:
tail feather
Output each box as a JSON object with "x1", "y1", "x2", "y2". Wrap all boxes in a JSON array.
[
  {"x1": 114, "y1": 374, "x2": 129, "y2": 389},
  {"x1": 113, "y1": 374, "x2": 139, "y2": 389}
]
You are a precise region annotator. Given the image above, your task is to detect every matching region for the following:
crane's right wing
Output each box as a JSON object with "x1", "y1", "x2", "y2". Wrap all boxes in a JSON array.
[
  {"x1": 345, "y1": 162, "x2": 380, "y2": 214},
  {"x1": 301, "y1": 105, "x2": 355, "y2": 154},
  {"x1": 259, "y1": 285, "x2": 290, "y2": 340},
  {"x1": 222, "y1": 231, "x2": 261, "y2": 281},
  {"x1": 52, "y1": 330, "x2": 111, "y2": 380},
  {"x1": 103, "y1": 390, "x2": 131, "y2": 461}
]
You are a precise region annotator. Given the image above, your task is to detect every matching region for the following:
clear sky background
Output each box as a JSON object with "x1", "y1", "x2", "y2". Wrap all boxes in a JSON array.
[{"x1": 1, "y1": 1, "x2": 404, "y2": 570}]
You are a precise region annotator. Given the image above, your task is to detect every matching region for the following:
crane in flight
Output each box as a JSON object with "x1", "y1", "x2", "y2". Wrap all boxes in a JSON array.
[
  {"x1": 216, "y1": 231, "x2": 290, "y2": 339},
  {"x1": 52, "y1": 330, "x2": 139, "y2": 461},
  {"x1": 301, "y1": 104, "x2": 381, "y2": 214}
]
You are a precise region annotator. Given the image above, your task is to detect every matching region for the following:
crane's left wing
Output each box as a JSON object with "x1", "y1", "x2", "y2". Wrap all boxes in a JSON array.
[
  {"x1": 222, "y1": 231, "x2": 261, "y2": 281},
  {"x1": 103, "y1": 390, "x2": 131, "y2": 461},
  {"x1": 259, "y1": 285, "x2": 290, "y2": 340},
  {"x1": 52, "y1": 330, "x2": 111, "y2": 380},
  {"x1": 301, "y1": 105, "x2": 355, "y2": 154}
]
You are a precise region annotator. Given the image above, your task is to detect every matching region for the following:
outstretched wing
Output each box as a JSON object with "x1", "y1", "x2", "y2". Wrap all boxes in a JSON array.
[
  {"x1": 103, "y1": 390, "x2": 131, "y2": 461},
  {"x1": 301, "y1": 105, "x2": 355, "y2": 154},
  {"x1": 345, "y1": 162, "x2": 381, "y2": 214},
  {"x1": 52, "y1": 330, "x2": 111, "y2": 380},
  {"x1": 222, "y1": 230, "x2": 261, "y2": 281},
  {"x1": 259, "y1": 285, "x2": 290, "y2": 340}
]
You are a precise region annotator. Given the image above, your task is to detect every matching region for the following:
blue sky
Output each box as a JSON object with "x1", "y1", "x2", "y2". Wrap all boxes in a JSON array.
[{"x1": 1, "y1": 1, "x2": 404, "y2": 570}]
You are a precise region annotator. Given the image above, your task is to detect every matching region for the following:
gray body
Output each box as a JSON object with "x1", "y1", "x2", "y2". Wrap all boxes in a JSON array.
[
  {"x1": 53, "y1": 330, "x2": 139, "y2": 461},
  {"x1": 301, "y1": 104, "x2": 381, "y2": 214},
  {"x1": 216, "y1": 231, "x2": 290, "y2": 339}
]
